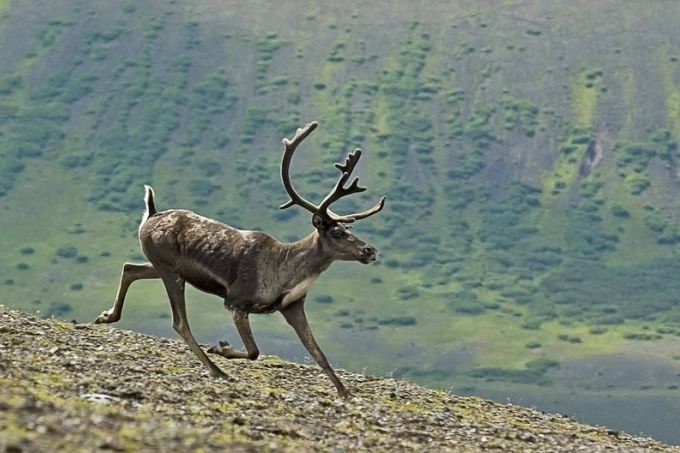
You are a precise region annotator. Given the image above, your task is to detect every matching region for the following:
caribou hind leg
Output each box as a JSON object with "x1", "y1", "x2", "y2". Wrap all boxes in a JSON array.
[
  {"x1": 158, "y1": 271, "x2": 229, "y2": 379},
  {"x1": 208, "y1": 309, "x2": 260, "y2": 360},
  {"x1": 95, "y1": 262, "x2": 159, "y2": 324}
]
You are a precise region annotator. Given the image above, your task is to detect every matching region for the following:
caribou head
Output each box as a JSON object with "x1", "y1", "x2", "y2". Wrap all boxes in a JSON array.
[{"x1": 279, "y1": 121, "x2": 385, "y2": 265}]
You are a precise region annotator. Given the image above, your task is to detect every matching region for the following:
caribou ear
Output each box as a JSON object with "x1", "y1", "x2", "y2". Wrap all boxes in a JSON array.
[{"x1": 312, "y1": 213, "x2": 329, "y2": 231}]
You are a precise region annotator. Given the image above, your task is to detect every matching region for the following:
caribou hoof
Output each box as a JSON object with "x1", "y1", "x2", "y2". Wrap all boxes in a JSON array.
[
  {"x1": 94, "y1": 309, "x2": 118, "y2": 324},
  {"x1": 208, "y1": 367, "x2": 232, "y2": 380}
]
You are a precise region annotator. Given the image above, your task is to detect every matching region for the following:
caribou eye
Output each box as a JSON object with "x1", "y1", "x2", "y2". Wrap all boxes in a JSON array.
[{"x1": 330, "y1": 228, "x2": 346, "y2": 239}]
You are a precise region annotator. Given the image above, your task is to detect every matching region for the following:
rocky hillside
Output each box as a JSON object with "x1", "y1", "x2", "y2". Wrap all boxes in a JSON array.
[{"x1": 0, "y1": 306, "x2": 676, "y2": 452}]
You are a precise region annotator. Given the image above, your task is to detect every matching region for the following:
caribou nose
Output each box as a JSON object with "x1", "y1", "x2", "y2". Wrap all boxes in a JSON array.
[{"x1": 361, "y1": 245, "x2": 377, "y2": 258}]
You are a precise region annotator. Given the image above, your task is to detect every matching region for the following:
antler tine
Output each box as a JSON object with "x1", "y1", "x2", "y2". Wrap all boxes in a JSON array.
[
  {"x1": 317, "y1": 147, "x2": 367, "y2": 220},
  {"x1": 334, "y1": 148, "x2": 363, "y2": 175},
  {"x1": 318, "y1": 171, "x2": 366, "y2": 219},
  {"x1": 318, "y1": 147, "x2": 387, "y2": 223},
  {"x1": 280, "y1": 122, "x2": 320, "y2": 213},
  {"x1": 331, "y1": 195, "x2": 386, "y2": 222},
  {"x1": 283, "y1": 121, "x2": 319, "y2": 149}
]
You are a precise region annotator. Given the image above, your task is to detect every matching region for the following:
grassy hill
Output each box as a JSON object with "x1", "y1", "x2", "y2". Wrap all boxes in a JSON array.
[
  {"x1": 2, "y1": 0, "x2": 680, "y2": 443},
  {"x1": 3, "y1": 306, "x2": 678, "y2": 452}
]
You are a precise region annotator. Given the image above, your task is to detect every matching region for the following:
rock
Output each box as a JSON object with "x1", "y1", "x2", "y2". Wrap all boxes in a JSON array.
[{"x1": 81, "y1": 393, "x2": 121, "y2": 404}]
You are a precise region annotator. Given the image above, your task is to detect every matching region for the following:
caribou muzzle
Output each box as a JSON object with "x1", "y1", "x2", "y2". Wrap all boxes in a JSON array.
[{"x1": 359, "y1": 245, "x2": 378, "y2": 263}]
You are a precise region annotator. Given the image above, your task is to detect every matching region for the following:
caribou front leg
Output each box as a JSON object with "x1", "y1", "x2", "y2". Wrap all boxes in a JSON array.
[
  {"x1": 209, "y1": 309, "x2": 260, "y2": 360},
  {"x1": 281, "y1": 299, "x2": 349, "y2": 398}
]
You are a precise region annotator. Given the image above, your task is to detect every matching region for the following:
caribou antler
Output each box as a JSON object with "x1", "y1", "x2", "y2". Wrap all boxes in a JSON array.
[
  {"x1": 318, "y1": 148, "x2": 386, "y2": 223},
  {"x1": 279, "y1": 122, "x2": 385, "y2": 223},
  {"x1": 317, "y1": 149, "x2": 366, "y2": 216},
  {"x1": 280, "y1": 122, "x2": 320, "y2": 213}
]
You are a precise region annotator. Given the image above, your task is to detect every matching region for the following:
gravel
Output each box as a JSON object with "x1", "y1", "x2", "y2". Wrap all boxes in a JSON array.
[{"x1": 1, "y1": 305, "x2": 678, "y2": 452}]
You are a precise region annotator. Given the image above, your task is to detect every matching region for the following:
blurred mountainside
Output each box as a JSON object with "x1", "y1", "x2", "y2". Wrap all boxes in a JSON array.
[
  {"x1": 4, "y1": 0, "x2": 680, "y2": 320},
  {"x1": 3, "y1": 0, "x2": 680, "y2": 441}
]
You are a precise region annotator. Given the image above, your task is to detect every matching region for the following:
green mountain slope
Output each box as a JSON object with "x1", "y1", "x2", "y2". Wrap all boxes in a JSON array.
[{"x1": 2, "y1": 0, "x2": 680, "y2": 443}]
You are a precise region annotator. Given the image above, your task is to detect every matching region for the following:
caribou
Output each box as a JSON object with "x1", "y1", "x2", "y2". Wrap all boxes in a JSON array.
[{"x1": 95, "y1": 121, "x2": 385, "y2": 397}]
